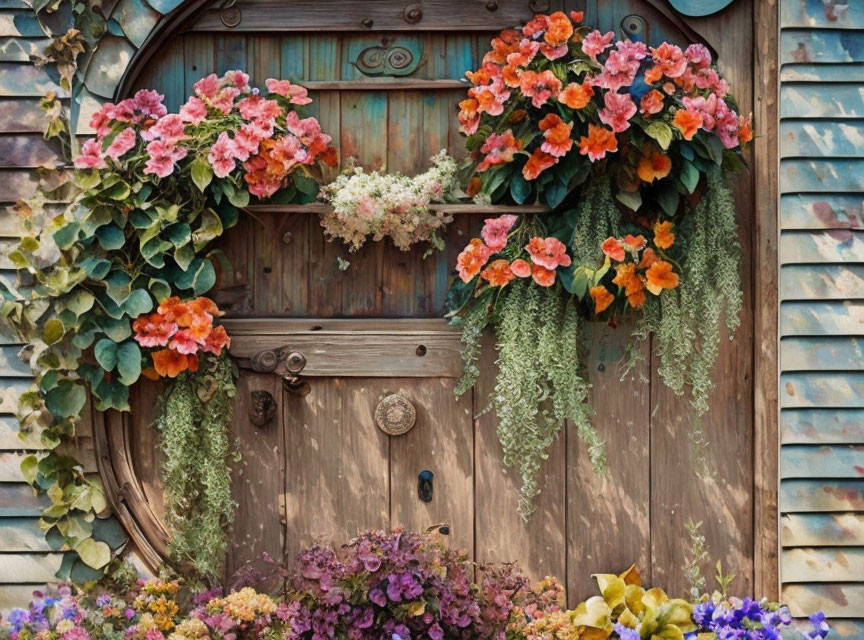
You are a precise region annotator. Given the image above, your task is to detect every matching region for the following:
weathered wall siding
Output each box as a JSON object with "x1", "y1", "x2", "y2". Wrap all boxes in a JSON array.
[{"x1": 780, "y1": 2, "x2": 864, "y2": 622}]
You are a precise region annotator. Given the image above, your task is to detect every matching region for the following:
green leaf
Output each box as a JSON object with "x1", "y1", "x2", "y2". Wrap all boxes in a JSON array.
[
  {"x1": 560, "y1": 265, "x2": 590, "y2": 298},
  {"x1": 643, "y1": 121, "x2": 673, "y2": 151},
  {"x1": 165, "y1": 222, "x2": 191, "y2": 247},
  {"x1": 93, "y1": 379, "x2": 130, "y2": 412},
  {"x1": 74, "y1": 537, "x2": 111, "y2": 569},
  {"x1": 65, "y1": 290, "x2": 95, "y2": 317},
  {"x1": 20, "y1": 236, "x2": 39, "y2": 252},
  {"x1": 657, "y1": 184, "x2": 680, "y2": 217},
  {"x1": 43, "y1": 318, "x2": 64, "y2": 345},
  {"x1": 190, "y1": 156, "x2": 213, "y2": 192},
  {"x1": 226, "y1": 186, "x2": 249, "y2": 209},
  {"x1": 679, "y1": 159, "x2": 700, "y2": 194},
  {"x1": 116, "y1": 341, "x2": 141, "y2": 385},
  {"x1": 122, "y1": 289, "x2": 153, "y2": 317},
  {"x1": 70, "y1": 557, "x2": 105, "y2": 583},
  {"x1": 44, "y1": 380, "x2": 86, "y2": 420},
  {"x1": 94, "y1": 338, "x2": 118, "y2": 371},
  {"x1": 174, "y1": 244, "x2": 195, "y2": 271},
  {"x1": 45, "y1": 526, "x2": 66, "y2": 551},
  {"x1": 445, "y1": 277, "x2": 476, "y2": 315},
  {"x1": 72, "y1": 170, "x2": 101, "y2": 190},
  {"x1": 53, "y1": 222, "x2": 81, "y2": 250},
  {"x1": 510, "y1": 172, "x2": 532, "y2": 204},
  {"x1": 20, "y1": 454, "x2": 38, "y2": 484},
  {"x1": 543, "y1": 179, "x2": 569, "y2": 209},
  {"x1": 192, "y1": 259, "x2": 216, "y2": 295},
  {"x1": 129, "y1": 209, "x2": 157, "y2": 229},
  {"x1": 105, "y1": 271, "x2": 132, "y2": 305},
  {"x1": 192, "y1": 208, "x2": 223, "y2": 252},
  {"x1": 95, "y1": 224, "x2": 125, "y2": 250},
  {"x1": 81, "y1": 257, "x2": 111, "y2": 280},
  {"x1": 293, "y1": 171, "x2": 318, "y2": 196},
  {"x1": 615, "y1": 189, "x2": 642, "y2": 211},
  {"x1": 92, "y1": 516, "x2": 127, "y2": 551},
  {"x1": 55, "y1": 552, "x2": 75, "y2": 580},
  {"x1": 101, "y1": 181, "x2": 131, "y2": 201},
  {"x1": 148, "y1": 278, "x2": 171, "y2": 303}
]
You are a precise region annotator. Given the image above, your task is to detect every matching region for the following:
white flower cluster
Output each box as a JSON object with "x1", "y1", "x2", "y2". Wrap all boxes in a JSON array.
[{"x1": 319, "y1": 150, "x2": 461, "y2": 252}]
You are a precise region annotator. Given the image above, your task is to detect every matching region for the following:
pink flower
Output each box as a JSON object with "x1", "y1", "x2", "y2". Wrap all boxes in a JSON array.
[
  {"x1": 715, "y1": 106, "x2": 742, "y2": 149},
  {"x1": 74, "y1": 138, "x2": 106, "y2": 169},
  {"x1": 89, "y1": 102, "x2": 115, "y2": 138},
  {"x1": 104, "y1": 127, "x2": 137, "y2": 159},
  {"x1": 525, "y1": 237, "x2": 571, "y2": 270},
  {"x1": 179, "y1": 96, "x2": 208, "y2": 124},
  {"x1": 222, "y1": 69, "x2": 249, "y2": 91},
  {"x1": 208, "y1": 131, "x2": 237, "y2": 178},
  {"x1": 265, "y1": 78, "x2": 313, "y2": 105},
  {"x1": 682, "y1": 94, "x2": 723, "y2": 131},
  {"x1": 477, "y1": 130, "x2": 522, "y2": 172},
  {"x1": 510, "y1": 258, "x2": 531, "y2": 278},
  {"x1": 480, "y1": 214, "x2": 518, "y2": 251},
  {"x1": 193, "y1": 74, "x2": 221, "y2": 99},
  {"x1": 650, "y1": 42, "x2": 687, "y2": 79},
  {"x1": 237, "y1": 95, "x2": 282, "y2": 125},
  {"x1": 169, "y1": 329, "x2": 201, "y2": 355},
  {"x1": 144, "y1": 139, "x2": 187, "y2": 178},
  {"x1": 143, "y1": 113, "x2": 187, "y2": 144},
  {"x1": 506, "y1": 39, "x2": 540, "y2": 67},
  {"x1": 112, "y1": 99, "x2": 137, "y2": 123},
  {"x1": 233, "y1": 124, "x2": 263, "y2": 161},
  {"x1": 581, "y1": 30, "x2": 614, "y2": 59},
  {"x1": 473, "y1": 76, "x2": 511, "y2": 115},
  {"x1": 133, "y1": 89, "x2": 166, "y2": 118},
  {"x1": 212, "y1": 86, "x2": 241, "y2": 114},
  {"x1": 595, "y1": 40, "x2": 647, "y2": 90},
  {"x1": 539, "y1": 43, "x2": 569, "y2": 60},
  {"x1": 598, "y1": 91, "x2": 637, "y2": 133},
  {"x1": 685, "y1": 43, "x2": 712, "y2": 68},
  {"x1": 519, "y1": 70, "x2": 561, "y2": 108}
]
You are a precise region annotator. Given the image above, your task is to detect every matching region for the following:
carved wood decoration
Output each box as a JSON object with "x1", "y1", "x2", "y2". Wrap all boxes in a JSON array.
[{"x1": 91, "y1": 0, "x2": 764, "y2": 602}]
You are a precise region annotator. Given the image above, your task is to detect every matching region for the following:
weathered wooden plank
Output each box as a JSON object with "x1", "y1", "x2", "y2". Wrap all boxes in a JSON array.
[
  {"x1": 800, "y1": 620, "x2": 864, "y2": 640},
  {"x1": 222, "y1": 318, "x2": 458, "y2": 335},
  {"x1": 781, "y1": 0, "x2": 864, "y2": 30},
  {"x1": 780, "y1": 121, "x2": 864, "y2": 158},
  {"x1": 0, "y1": 64, "x2": 65, "y2": 97},
  {"x1": 781, "y1": 30, "x2": 864, "y2": 64},
  {"x1": 0, "y1": 99, "x2": 49, "y2": 133},
  {"x1": 0, "y1": 553, "x2": 62, "y2": 582},
  {"x1": 229, "y1": 333, "x2": 461, "y2": 377},
  {"x1": 182, "y1": 33, "x2": 214, "y2": 99},
  {"x1": 782, "y1": 584, "x2": 864, "y2": 618},
  {"x1": 782, "y1": 409, "x2": 864, "y2": 444},
  {"x1": 0, "y1": 12, "x2": 47, "y2": 37},
  {"x1": 782, "y1": 513, "x2": 864, "y2": 546},
  {"x1": 110, "y1": 0, "x2": 160, "y2": 49},
  {"x1": 782, "y1": 64, "x2": 864, "y2": 83},
  {"x1": 390, "y1": 377, "x2": 474, "y2": 553},
  {"x1": 0, "y1": 134, "x2": 59, "y2": 168},
  {"x1": 781, "y1": 194, "x2": 862, "y2": 230},
  {"x1": 0, "y1": 343, "x2": 29, "y2": 376},
  {"x1": 781, "y1": 479, "x2": 864, "y2": 512},
  {"x1": 782, "y1": 372, "x2": 864, "y2": 408},
  {"x1": 781, "y1": 230, "x2": 864, "y2": 263},
  {"x1": 0, "y1": 378, "x2": 31, "y2": 413},
  {"x1": 781, "y1": 301, "x2": 864, "y2": 336},
  {"x1": 780, "y1": 85, "x2": 864, "y2": 119},
  {"x1": 781, "y1": 444, "x2": 864, "y2": 478},
  {"x1": 0, "y1": 416, "x2": 43, "y2": 449},
  {"x1": 0, "y1": 37, "x2": 51, "y2": 62},
  {"x1": 780, "y1": 265, "x2": 864, "y2": 300},
  {"x1": 0, "y1": 450, "x2": 96, "y2": 482},
  {"x1": 781, "y1": 337, "x2": 864, "y2": 371},
  {"x1": 781, "y1": 159, "x2": 864, "y2": 193},
  {"x1": 783, "y1": 548, "x2": 864, "y2": 582},
  {"x1": 0, "y1": 483, "x2": 45, "y2": 517},
  {"x1": 191, "y1": 0, "x2": 534, "y2": 32},
  {"x1": 0, "y1": 584, "x2": 47, "y2": 615},
  {"x1": 0, "y1": 517, "x2": 50, "y2": 551},
  {"x1": 569, "y1": 324, "x2": 651, "y2": 598}
]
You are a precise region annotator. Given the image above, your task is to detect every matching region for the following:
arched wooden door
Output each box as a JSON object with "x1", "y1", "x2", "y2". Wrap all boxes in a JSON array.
[{"x1": 97, "y1": 0, "x2": 756, "y2": 602}]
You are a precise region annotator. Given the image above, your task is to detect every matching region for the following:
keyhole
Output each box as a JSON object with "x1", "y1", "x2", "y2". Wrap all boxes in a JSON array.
[{"x1": 418, "y1": 470, "x2": 434, "y2": 502}]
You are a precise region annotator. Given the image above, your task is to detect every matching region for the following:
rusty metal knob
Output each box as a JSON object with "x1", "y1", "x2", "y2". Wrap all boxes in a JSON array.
[
  {"x1": 403, "y1": 3, "x2": 423, "y2": 23},
  {"x1": 528, "y1": 0, "x2": 550, "y2": 12},
  {"x1": 250, "y1": 390, "x2": 276, "y2": 426},
  {"x1": 375, "y1": 393, "x2": 416, "y2": 436}
]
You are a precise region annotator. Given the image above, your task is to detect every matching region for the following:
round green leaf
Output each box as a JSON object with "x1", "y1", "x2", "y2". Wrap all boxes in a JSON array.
[
  {"x1": 44, "y1": 380, "x2": 86, "y2": 419},
  {"x1": 116, "y1": 341, "x2": 141, "y2": 385},
  {"x1": 122, "y1": 289, "x2": 153, "y2": 317},
  {"x1": 191, "y1": 157, "x2": 214, "y2": 192},
  {"x1": 43, "y1": 318, "x2": 64, "y2": 345},
  {"x1": 94, "y1": 338, "x2": 118, "y2": 371}
]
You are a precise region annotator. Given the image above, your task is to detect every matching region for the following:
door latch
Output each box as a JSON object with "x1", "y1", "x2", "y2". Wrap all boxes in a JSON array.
[
  {"x1": 418, "y1": 470, "x2": 434, "y2": 503},
  {"x1": 245, "y1": 346, "x2": 311, "y2": 397}
]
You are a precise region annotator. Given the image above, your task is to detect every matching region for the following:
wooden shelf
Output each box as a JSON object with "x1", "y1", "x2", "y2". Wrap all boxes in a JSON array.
[
  {"x1": 244, "y1": 203, "x2": 551, "y2": 215},
  {"x1": 302, "y1": 79, "x2": 466, "y2": 91}
]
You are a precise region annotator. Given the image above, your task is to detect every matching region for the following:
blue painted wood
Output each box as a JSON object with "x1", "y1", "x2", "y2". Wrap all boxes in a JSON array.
[
  {"x1": 781, "y1": 159, "x2": 864, "y2": 193},
  {"x1": 0, "y1": 518, "x2": 51, "y2": 551},
  {"x1": 0, "y1": 11, "x2": 46, "y2": 37},
  {"x1": 781, "y1": 337, "x2": 864, "y2": 371},
  {"x1": 781, "y1": 230, "x2": 864, "y2": 263},
  {"x1": 780, "y1": 121, "x2": 864, "y2": 158},
  {"x1": 781, "y1": 301, "x2": 864, "y2": 336},
  {"x1": 0, "y1": 64, "x2": 65, "y2": 97},
  {"x1": 780, "y1": 479, "x2": 864, "y2": 511},
  {"x1": 667, "y1": 0, "x2": 735, "y2": 17},
  {"x1": 780, "y1": 85, "x2": 864, "y2": 118},
  {"x1": 83, "y1": 36, "x2": 137, "y2": 98},
  {"x1": 781, "y1": 372, "x2": 864, "y2": 408},
  {"x1": 780, "y1": 265, "x2": 864, "y2": 300},
  {"x1": 782, "y1": 408, "x2": 864, "y2": 444},
  {"x1": 144, "y1": 0, "x2": 181, "y2": 12},
  {"x1": 781, "y1": 29, "x2": 864, "y2": 64},
  {"x1": 783, "y1": 513, "x2": 864, "y2": 546},
  {"x1": 781, "y1": 194, "x2": 863, "y2": 230},
  {"x1": 782, "y1": 64, "x2": 864, "y2": 83},
  {"x1": 0, "y1": 483, "x2": 46, "y2": 517},
  {"x1": 781, "y1": 444, "x2": 864, "y2": 478},
  {"x1": 110, "y1": 0, "x2": 160, "y2": 49},
  {"x1": 782, "y1": 0, "x2": 864, "y2": 30}
]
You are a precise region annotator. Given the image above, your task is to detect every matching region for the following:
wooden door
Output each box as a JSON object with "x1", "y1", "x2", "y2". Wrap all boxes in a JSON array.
[{"x1": 105, "y1": 0, "x2": 758, "y2": 603}]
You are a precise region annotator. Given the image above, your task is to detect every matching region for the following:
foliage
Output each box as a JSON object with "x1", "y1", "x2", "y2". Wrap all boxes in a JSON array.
[
  {"x1": 0, "y1": 72, "x2": 335, "y2": 576},
  {"x1": 319, "y1": 150, "x2": 461, "y2": 254},
  {"x1": 153, "y1": 353, "x2": 237, "y2": 582},
  {"x1": 448, "y1": 12, "x2": 749, "y2": 515}
]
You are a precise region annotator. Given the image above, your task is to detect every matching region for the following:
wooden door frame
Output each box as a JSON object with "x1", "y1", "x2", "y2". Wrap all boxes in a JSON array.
[{"x1": 88, "y1": 0, "x2": 781, "y2": 597}]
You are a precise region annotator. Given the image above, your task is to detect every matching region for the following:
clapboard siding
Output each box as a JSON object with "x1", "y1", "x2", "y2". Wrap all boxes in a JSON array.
[{"x1": 780, "y1": 1, "x2": 864, "y2": 617}]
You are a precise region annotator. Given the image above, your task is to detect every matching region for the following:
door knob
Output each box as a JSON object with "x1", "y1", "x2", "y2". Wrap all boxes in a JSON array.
[{"x1": 374, "y1": 393, "x2": 416, "y2": 435}]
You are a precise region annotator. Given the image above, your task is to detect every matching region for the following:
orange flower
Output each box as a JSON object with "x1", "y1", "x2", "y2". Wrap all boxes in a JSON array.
[
  {"x1": 612, "y1": 263, "x2": 646, "y2": 308},
  {"x1": 202, "y1": 324, "x2": 231, "y2": 355},
  {"x1": 645, "y1": 260, "x2": 679, "y2": 294},
  {"x1": 481, "y1": 259, "x2": 516, "y2": 287},
  {"x1": 590, "y1": 285, "x2": 614, "y2": 313},
  {"x1": 644, "y1": 66, "x2": 663, "y2": 84},
  {"x1": 640, "y1": 89, "x2": 665, "y2": 115},
  {"x1": 627, "y1": 289, "x2": 646, "y2": 308},
  {"x1": 456, "y1": 238, "x2": 492, "y2": 283},
  {"x1": 570, "y1": 10, "x2": 584, "y2": 24},
  {"x1": 519, "y1": 69, "x2": 562, "y2": 108},
  {"x1": 141, "y1": 366, "x2": 160, "y2": 381},
  {"x1": 601, "y1": 237, "x2": 625, "y2": 262},
  {"x1": 531, "y1": 264, "x2": 556, "y2": 287},
  {"x1": 523, "y1": 148, "x2": 557, "y2": 180},
  {"x1": 623, "y1": 234, "x2": 646, "y2": 251},
  {"x1": 188, "y1": 297, "x2": 221, "y2": 316},
  {"x1": 639, "y1": 247, "x2": 659, "y2": 269},
  {"x1": 544, "y1": 11, "x2": 574, "y2": 47},
  {"x1": 559, "y1": 81, "x2": 594, "y2": 109},
  {"x1": 502, "y1": 64, "x2": 521, "y2": 88},
  {"x1": 579, "y1": 125, "x2": 618, "y2": 162},
  {"x1": 152, "y1": 348, "x2": 192, "y2": 378},
  {"x1": 653, "y1": 221, "x2": 675, "y2": 249},
  {"x1": 538, "y1": 113, "x2": 573, "y2": 157},
  {"x1": 672, "y1": 108, "x2": 703, "y2": 141},
  {"x1": 484, "y1": 29, "x2": 522, "y2": 65},
  {"x1": 510, "y1": 258, "x2": 531, "y2": 278},
  {"x1": 466, "y1": 176, "x2": 482, "y2": 197},
  {"x1": 738, "y1": 114, "x2": 753, "y2": 144},
  {"x1": 637, "y1": 149, "x2": 672, "y2": 183}
]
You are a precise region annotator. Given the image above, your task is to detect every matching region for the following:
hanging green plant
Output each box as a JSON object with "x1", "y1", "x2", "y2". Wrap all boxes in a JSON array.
[
  {"x1": 448, "y1": 11, "x2": 750, "y2": 515},
  {"x1": 0, "y1": 70, "x2": 337, "y2": 578}
]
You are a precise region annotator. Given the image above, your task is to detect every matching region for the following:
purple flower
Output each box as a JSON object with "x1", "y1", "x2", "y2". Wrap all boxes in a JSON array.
[{"x1": 615, "y1": 624, "x2": 641, "y2": 640}]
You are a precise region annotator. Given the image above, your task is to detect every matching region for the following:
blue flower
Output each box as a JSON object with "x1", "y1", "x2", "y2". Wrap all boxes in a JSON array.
[{"x1": 615, "y1": 623, "x2": 641, "y2": 640}]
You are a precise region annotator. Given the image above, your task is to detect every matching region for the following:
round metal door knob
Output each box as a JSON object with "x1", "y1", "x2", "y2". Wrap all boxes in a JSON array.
[{"x1": 375, "y1": 393, "x2": 416, "y2": 436}]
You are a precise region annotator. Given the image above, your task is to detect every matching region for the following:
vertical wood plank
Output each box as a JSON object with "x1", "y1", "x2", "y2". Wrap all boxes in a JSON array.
[
  {"x1": 283, "y1": 378, "x2": 389, "y2": 564},
  {"x1": 567, "y1": 323, "x2": 651, "y2": 603},
  {"x1": 252, "y1": 213, "x2": 281, "y2": 315},
  {"x1": 474, "y1": 334, "x2": 567, "y2": 581},
  {"x1": 183, "y1": 34, "x2": 214, "y2": 97},
  {"x1": 215, "y1": 35, "x2": 246, "y2": 75},
  {"x1": 228, "y1": 372, "x2": 284, "y2": 574},
  {"x1": 248, "y1": 35, "x2": 281, "y2": 88},
  {"x1": 128, "y1": 379, "x2": 166, "y2": 525},
  {"x1": 390, "y1": 377, "x2": 474, "y2": 554}
]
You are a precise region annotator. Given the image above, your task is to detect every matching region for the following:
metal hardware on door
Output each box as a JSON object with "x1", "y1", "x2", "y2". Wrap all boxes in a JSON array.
[
  {"x1": 245, "y1": 347, "x2": 311, "y2": 396},
  {"x1": 250, "y1": 390, "x2": 276, "y2": 426},
  {"x1": 528, "y1": 0, "x2": 550, "y2": 13},
  {"x1": 621, "y1": 14, "x2": 647, "y2": 41},
  {"x1": 218, "y1": 0, "x2": 241, "y2": 28},
  {"x1": 418, "y1": 470, "x2": 434, "y2": 503},
  {"x1": 375, "y1": 393, "x2": 416, "y2": 435},
  {"x1": 403, "y1": 3, "x2": 423, "y2": 24}
]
